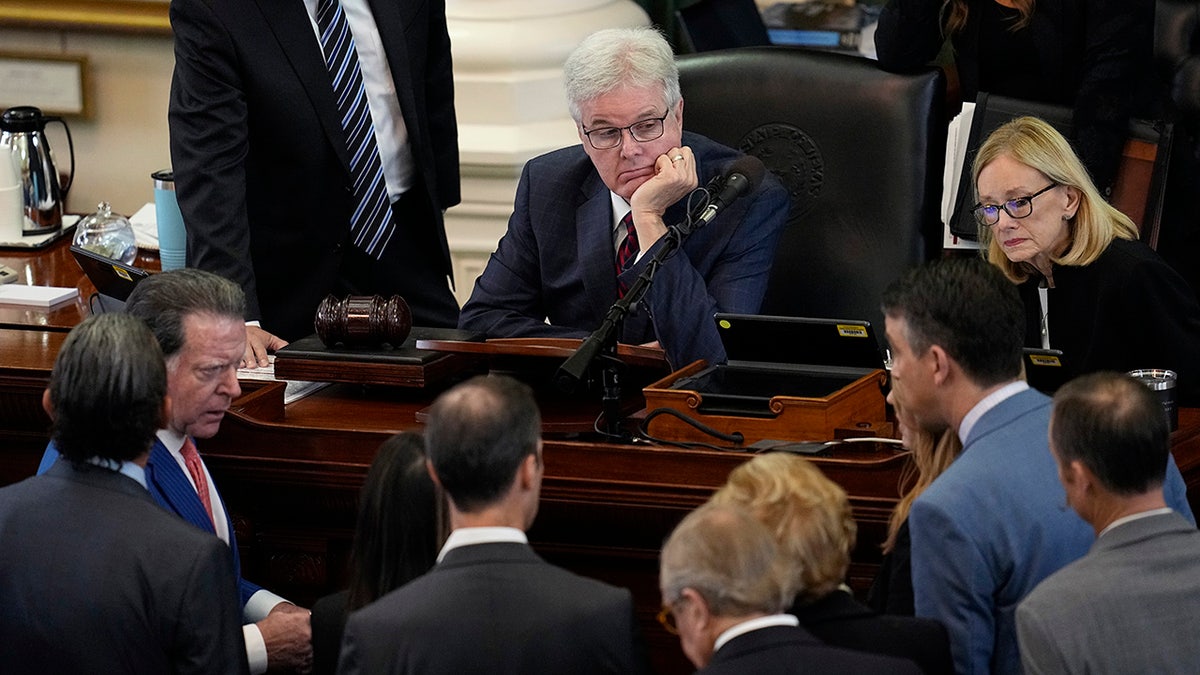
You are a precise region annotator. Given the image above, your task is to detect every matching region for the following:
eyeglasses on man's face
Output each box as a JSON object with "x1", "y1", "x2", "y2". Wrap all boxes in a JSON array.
[
  {"x1": 582, "y1": 109, "x2": 670, "y2": 150},
  {"x1": 657, "y1": 603, "x2": 680, "y2": 636},
  {"x1": 972, "y1": 182, "x2": 1060, "y2": 227}
]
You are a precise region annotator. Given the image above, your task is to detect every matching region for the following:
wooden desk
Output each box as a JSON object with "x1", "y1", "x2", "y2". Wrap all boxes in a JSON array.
[{"x1": 0, "y1": 236, "x2": 160, "y2": 331}]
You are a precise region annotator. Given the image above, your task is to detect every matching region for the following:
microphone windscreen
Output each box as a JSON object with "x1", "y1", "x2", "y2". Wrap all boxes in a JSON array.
[{"x1": 727, "y1": 155, "x2": 766, "y2": 190}]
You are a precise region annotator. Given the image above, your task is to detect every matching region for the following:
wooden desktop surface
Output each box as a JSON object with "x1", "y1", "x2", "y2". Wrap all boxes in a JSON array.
[{"x1": 3, "y1": 237, "x2": 1200, "y2": 674}]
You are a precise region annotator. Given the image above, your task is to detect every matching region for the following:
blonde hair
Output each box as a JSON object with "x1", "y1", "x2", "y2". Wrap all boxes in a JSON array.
[
  {"x1": 710, "y1": 454, "x2": 855, "y2": 604},
  {"x1": 883, "y1": 424, "x2": 962, "y2": 554},
  {"x1": 943, "y1": 0, "x2": 1036, "y2": 36},
  {"x1": 973, "y1": 116, "x2": 1138, "y2": 283}
]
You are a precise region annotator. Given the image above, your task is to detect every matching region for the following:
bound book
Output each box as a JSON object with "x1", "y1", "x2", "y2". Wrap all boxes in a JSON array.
[{"x1": 762, "y1": 2, "x2": 876, "y2": 51}]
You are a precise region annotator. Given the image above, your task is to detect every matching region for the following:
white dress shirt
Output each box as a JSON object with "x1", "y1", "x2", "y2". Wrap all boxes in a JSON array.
[{"x1": 302, "y1": 0, "x2": 415, "y2": 201}]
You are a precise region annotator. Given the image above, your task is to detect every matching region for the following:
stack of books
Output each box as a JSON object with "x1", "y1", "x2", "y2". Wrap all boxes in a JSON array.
[{"x1": 761, "y1": 2, "x2": 880, "y2": 52}]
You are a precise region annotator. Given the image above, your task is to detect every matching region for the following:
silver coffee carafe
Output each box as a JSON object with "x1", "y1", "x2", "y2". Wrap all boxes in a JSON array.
[{"x1": 0, "y1": 106, "x2": 75, "y2": 236}]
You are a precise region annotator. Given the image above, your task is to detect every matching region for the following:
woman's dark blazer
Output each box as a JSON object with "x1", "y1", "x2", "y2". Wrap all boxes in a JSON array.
[{"x1": 1017, "y1": 237, "x2": 1200, "y2": 405}]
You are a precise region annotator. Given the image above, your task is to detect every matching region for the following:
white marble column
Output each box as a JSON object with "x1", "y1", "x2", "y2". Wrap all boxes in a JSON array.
[{"x1": 443, "y1": 0, "x2": 650, "y2": 305}]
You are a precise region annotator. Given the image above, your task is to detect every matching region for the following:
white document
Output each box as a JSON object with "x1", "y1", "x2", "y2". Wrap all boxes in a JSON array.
[{"x1": 0, "y1": 284, "x2": 78, "y2": 307}]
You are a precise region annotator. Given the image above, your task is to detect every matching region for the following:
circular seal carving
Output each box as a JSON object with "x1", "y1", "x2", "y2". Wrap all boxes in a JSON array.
[{"x1": 739, "y1": 123, "x2": 823, "y2": 220}]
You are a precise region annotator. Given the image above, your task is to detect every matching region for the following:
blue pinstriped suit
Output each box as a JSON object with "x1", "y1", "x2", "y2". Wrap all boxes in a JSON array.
[{"x1": 38, "y1": 438, "x2": 261, "y2": 608}]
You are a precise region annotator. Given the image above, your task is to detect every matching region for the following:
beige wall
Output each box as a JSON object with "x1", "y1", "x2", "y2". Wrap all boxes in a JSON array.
[{"x1": 1, "y1": 27, "x2": 174, "y2": 218}]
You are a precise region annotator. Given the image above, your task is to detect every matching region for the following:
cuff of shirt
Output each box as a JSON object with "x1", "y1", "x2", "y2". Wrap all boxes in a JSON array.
[
  {"x1": 244, "y1": 623, "x2": 268, "y2": 675},
  {"x1": 244, "y1": 589, "x2": 289, "y2": 623}
]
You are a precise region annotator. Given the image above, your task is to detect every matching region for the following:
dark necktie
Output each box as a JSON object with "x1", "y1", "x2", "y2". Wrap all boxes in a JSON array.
[
  {"x1": 315, "y1": 0, "x2": 395, "y2": 258},
  {"x1": 615, "y1": 212, "x2": 639, "y2": 297}
]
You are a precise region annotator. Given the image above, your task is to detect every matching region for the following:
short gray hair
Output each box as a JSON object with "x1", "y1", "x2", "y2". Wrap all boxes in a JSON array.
[
  {"x1": 660, "y1": 504, "x2": 794, "y2": 617},
  {"x1": 50, "y1": 313, "x2": 166, "y2": 463},
  {"x1": 563, "y1": 26, "x2": 681, "y2": 122},
  {"x1": 125, "y1": 268, "x2": 246, "y2": 358}
]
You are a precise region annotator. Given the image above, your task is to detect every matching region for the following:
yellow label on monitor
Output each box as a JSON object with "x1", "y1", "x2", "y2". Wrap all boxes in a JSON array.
[
  {"x1": 718, "y1": 319, "x2": 732, "y2": 329},
  {"x1": 113, "y1": 266, "x2": 132, "y2": 281},
  {"x1": 836, "y1": 324, "x2": 868, "y2": 338},
  {"x1": 1029, "y1": 354, "x2": 1062, "y2": 367}
]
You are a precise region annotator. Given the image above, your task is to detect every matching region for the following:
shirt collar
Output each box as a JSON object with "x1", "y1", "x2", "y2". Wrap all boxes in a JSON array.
[
  {"x1": 86, "y1": 456, "x2": 148, "y2": 489},
  {"x1": 713, "y1": 614, "x2": 799, "y2": 654},
  {"x1": 156, "y1": 428, "x2": 186, "y2": 455},
  {"x1": 958, "y1": 380, "x2": 1029, "y2": 444},
  {"x1": 437, "y1": 526, "x2": 528, "y2": 563},
  {"x1": 1099, "y1": 507, "x2": 1175, "y2": 538}
]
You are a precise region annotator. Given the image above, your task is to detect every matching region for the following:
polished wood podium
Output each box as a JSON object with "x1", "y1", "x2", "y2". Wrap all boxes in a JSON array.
[{"x1": 4, "y1": 237, "x2": 1200, "y2": 674}]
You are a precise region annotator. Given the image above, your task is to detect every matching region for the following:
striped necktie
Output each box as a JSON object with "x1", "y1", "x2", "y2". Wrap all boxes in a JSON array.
[
  {"x1": 615, "y1": 212, "x2": 638, "y2": 297},
  {"x1": 315, "y1": 0, "x2": 395, "y2": 258}
]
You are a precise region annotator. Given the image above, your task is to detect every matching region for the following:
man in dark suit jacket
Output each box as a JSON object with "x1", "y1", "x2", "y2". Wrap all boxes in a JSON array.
[
  {"x1": 459, "y1": 27, "x2": 788, "y2": 369},
  {"x1": 36, "y1": 269, "x2": 311, "y2": 673},
  {"x1": 338, "y1": 376, "x2": 649, "y2": 674},
  {"x1": 169, "y1": 0, "x2": 460, "y2": 364},
  {"x1": 1017, "y1": 372, "x2": 1200, "y2": 674},
  {"x1": 659, "y1": 503, "x2": 920, "y2": 674},
  {"x1": 0, "y1": 314, "x2": 248, "y2": 674}
]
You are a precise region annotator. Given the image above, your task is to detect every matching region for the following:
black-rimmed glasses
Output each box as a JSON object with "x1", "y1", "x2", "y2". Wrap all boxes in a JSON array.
[
  {"x1": 582, "y1": 110, "x2": 670, "y2": 150},
  {"x1": 972, "y1": 183, "x2": 1059, "y2": 227}
]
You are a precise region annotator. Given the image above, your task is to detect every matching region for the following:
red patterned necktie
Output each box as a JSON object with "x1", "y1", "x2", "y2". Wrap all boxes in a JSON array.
[
  {"x1": 615, "y1": 212, "x2": 639, "y2": 297},
  {"x1": 180, "y1": 437, "x2": 215, "y2": 527}
]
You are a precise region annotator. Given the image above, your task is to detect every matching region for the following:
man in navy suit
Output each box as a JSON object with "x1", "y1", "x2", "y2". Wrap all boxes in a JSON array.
[
  {"x1": 339, "y1": 376, "x2": 649, "y2": 673},
  {"x1": 459, "y1": 27, "x2": 788, "y2": 369},
  {"x1": 169, "y1": 0, "x2": 461, "y2": 365},
  {"x1": 38, "y1": 269, "x2": 312, "y2": 673},
  {"x1": 659, "y1": 503, "x2": 920, "y2": 674},
  {"x1": 880, "y1": 259, "x2": 1194, "y2": 674},
  {"x1": 2, "y1": 313, "x2": 248, "y2": 674}
]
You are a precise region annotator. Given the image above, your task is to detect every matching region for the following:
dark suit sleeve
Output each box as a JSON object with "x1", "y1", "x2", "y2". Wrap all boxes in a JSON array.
[
  {"x1": 175, "y1": 536, "x2": 251, "y2": 675},
  {"x1": 874, "y1": 0, "x2": 947, "y2": 73},
  {"x1": 628, "y1": 177, "x2": 789, "y2": 368},
  {"x1": 1071, "y1": 0, "x2": 1154, "y2": 194},
  {"x1": 169, "y1": 0, "x2": 263, "y2": 321},
  {"x1": 423, "y1": 0, "x2": 460, "y2": 209},
  {"x1": 458, "y1": 161, "x2": 594, "y2": 340}
]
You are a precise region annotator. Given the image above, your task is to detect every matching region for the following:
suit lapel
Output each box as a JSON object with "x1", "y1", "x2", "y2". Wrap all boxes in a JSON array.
[
  {"x1": 253, "y1": 0, "x2": 352, "y2": 173},
  {"x1": 144, "y1": 438, "x2": 217, "y2": 536},
  {"x1": 577, "y1": 174, "x2": 620, "y2": 323}
]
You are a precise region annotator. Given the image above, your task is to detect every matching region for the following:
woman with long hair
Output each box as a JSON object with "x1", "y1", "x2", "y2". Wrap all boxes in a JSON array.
[
  {"x1": 869, "y1": 409, "x2": 963, "y2": 616},
  {"x1": 310, "y1": 432, "x2": 447, "y2": 675}
]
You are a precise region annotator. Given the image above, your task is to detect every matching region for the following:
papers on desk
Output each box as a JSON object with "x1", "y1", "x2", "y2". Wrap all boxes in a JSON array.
[
  {"x1": 237, "y1": 354, "x2": 331, "y2": 405},
  {"x1": 0, "y1": 284, "x2": 78, "y2": 307},
  {"x1": 942, "y1": 103, "x2": 982, "y2": 251},
  {"x1": 128, "y1": 202, "x2": 160, "y2": 251}
]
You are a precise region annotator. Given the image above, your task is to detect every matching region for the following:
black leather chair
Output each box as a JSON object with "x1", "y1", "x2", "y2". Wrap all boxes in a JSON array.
[{"x1": 678, "y1": 47, "x2": 946, "y2": 338}]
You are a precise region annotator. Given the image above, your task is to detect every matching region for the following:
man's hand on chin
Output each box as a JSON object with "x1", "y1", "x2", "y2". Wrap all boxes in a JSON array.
[
  {"x1": 629, "y1": 146, "x2": 699, "y2": 248},
  {"x1": 258, "y1": 603, "x2": 313, "y2": 673}
]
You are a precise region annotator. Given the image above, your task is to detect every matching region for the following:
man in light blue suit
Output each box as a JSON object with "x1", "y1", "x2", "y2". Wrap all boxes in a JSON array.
[
  {"x1": 38, "y1": 269, "x2": 312, "y2": 674},
  {"x1": 1018, "y1": 372, "x2": 1200, "y2": 674},
  {"x1": 880, "y1": 259, "x2": 1193, "y2": 675},
  {"x1": 459, "y1": 27, "x2": 788, "y2": 370}
]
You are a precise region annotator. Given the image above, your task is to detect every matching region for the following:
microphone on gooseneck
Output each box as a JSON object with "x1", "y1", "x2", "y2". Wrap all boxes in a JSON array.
[{"x1": 691, "y1": 155, "x2": 767, "y2": 230}]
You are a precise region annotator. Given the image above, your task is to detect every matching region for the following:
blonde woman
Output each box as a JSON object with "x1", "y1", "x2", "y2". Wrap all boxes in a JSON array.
[
  {"x1": 874, "y1": 0, "x2": 1152, "y2": 195},
  {"x1": 975, "y1": 116, "x2": 1200, "y2": 403},
  {"x1": 868, "y1": 409, "x2": 962, "y2": 616},
  {"x1": 711, "y1": 454, "x2": 952, "y2": 675}
]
